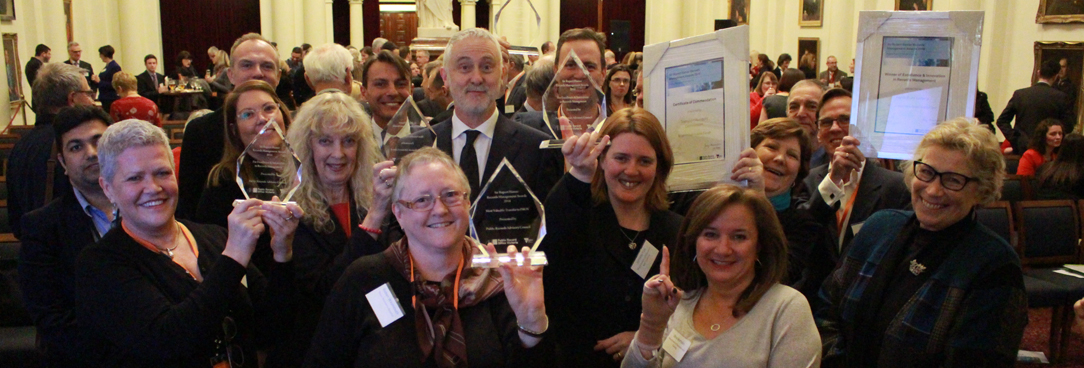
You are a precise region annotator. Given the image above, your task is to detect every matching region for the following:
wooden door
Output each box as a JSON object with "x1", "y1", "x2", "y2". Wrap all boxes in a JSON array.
[{"x1": 380, "y1": 12, "x2": 418, "y2": 48}]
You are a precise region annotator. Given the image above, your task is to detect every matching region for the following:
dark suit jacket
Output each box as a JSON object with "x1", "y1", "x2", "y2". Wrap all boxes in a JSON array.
[
  {"x1": 17, "y1": 189, "x2": 99, "y2": 367},
  {"x1": 136, "y1": 71, "x2": 165, "y2": 101},
  {"x1": 176, "y1": 109, "x2": 224, "y2": 220},
  {"x1": 415, "y1": 98, "x2": 446, "y2": 118},
  {"x1": 505, "y1": 74, "x2": 527, "y2": 114},
  {"x1": 798, "y1": 162, "x2": 911, "y2": 258},
  {"x1": 7, "y1": 113, "x2": 72, "y2": 238},
  {"x1": 97, "y1": 60, "x2": 122, "y2": 103},
  {"x1": 410, "y1": 113, "x2": 563, "y2": 201},
  {"x1": 512, "y1": 110, "x2": 560, "y2": 139},
  {"x1": 996, "y1": 83, "x2": 1075, "y2": 153},
  {"x1": 64, "y1": 60, "x2": 95, "y2": 92},
  {"x1": 25, "y1": 57, "x2": 42, "y2": 87},
  {"x1": 291, "y1": 64, "x2": 315, "y2": 105}
]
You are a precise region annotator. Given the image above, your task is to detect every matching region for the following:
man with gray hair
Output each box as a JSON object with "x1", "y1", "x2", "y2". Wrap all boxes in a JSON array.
[
  {"x1": 787, "y1": 79, "x2": 829, "y2": 167},
  {"x1": 372, "y1": 37, "x2": 389, "y2": 52},
  {"x1": 8, "y1": 63, "x2": 96, "y2": 237},
  {"x1": 504, "y1": 53, "x2": 527, "y2": 114},
  {"x1": 304, "y1": 43, "x2": 354, "y2": 94},
  {"x1": 515, "y1": 55, "x2": 554, "y2": 114},
  {"x1": 64, "y1": 42, "x2": 95, "y2": 94},
  {"x1": 410, "y1": 28, "x2": 561, "y2": 200}
]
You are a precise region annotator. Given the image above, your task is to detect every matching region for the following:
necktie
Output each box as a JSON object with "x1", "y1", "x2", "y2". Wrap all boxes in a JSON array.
[
  {"x1": 460, "y1": 130, "x2": 481, "y2": 197},
  {"x1": 152, "y1": 73, "x2": 157, "y2": 86}
]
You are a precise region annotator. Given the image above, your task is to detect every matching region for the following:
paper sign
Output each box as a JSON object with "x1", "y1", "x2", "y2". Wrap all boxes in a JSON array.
[
  {"x1": 365, "y1": 283, "x2": 406, "y2": 327},
  {"x1": 662, "y1": 329, "x2": 691, "y2": 362},
  {"x1": 631, "y1": 240, "x2": 660, "y2": 279}
]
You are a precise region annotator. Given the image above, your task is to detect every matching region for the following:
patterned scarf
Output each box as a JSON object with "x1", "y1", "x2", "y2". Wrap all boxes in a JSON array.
[{"x1": 384, "y1": 236, "x2": 504, "y2": 368}]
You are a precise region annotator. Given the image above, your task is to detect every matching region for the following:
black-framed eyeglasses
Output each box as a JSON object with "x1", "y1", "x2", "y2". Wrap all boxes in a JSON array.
[
  {"x1": 396, "y1": 189, "x2": 468, "y2": 211},
  {"x1": 913, "y1": 161, "x2": 975, "y2": 191},
  {"x1": 211, "y1": 316, "x2": 245, "y2": 368},
  {"x1": 817, "y1": 115, "x2": 850, "y2": 130}
]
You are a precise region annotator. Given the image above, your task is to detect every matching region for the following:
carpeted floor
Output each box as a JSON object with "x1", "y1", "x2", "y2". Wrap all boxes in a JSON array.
[{"x1": 1018, "y1": 307, "x2": 1084, "y2": 367}]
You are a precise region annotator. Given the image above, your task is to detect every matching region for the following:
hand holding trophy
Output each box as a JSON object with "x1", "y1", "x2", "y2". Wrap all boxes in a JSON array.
[{"x1": 232, "y1": 118, "x2": 302, "y2": 206}]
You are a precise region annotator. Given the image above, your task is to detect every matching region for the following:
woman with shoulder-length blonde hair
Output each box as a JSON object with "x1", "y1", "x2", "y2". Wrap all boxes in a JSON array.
[
  {"x1": 542, "y1": 107, "x2": 684, "y2": 367},
  {"x1": 266, "y1": 91, "x2": 401, "y2": 366},
  {"x1": 196, "y1": 80, "x2": 294, "y2": 271}
]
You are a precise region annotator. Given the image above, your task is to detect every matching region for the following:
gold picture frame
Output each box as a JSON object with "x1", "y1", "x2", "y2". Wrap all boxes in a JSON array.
[
  {"x1": 1033, "y1": 41, "x2": 1084, "y2": 126},
  {"x1": 895, "y1": 0, "x2": 932, "y2": 11},
  {"x1": 729, "y1": 0, "x2": 749, "y2": 26},
  {"x1": 1037, "y1": 0, "x2": 1084, "y2": 24},
  {"x1": 800, "y1": 0, "x2": 823, "y2": 27},
  {"x1": 3, "y1": 33, "x2": 22, "y2": 106}
]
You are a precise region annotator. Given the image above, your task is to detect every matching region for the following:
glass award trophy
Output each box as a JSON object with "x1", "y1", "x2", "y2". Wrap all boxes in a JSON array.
[
  {"x1": 382, "y1": 95, "x2": 436, "y2": 163},
  {"x1": 493, "y1": 0, "x2": 542, "y2": 57},
  {"x1": 233, "y1": 119, "x2": 301, "y2": 206},
  {"x1": 539, "y1": 50, "x2": 608, "y2": 149},
  {"x1": 469, "y1": 158, "x2": 548, "y2": 268}
]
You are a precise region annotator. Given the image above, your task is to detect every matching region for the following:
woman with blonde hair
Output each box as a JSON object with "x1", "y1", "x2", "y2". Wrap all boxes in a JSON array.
[{"x1": 110, "y1": 71, "x2": 161, "y2": 126}]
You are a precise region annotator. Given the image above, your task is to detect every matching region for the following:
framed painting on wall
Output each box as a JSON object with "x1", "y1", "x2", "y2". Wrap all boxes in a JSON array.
[
  {"x1": 896, "y1": 0, "x2": 932, "y2": 11},
  {"x1": 1033, "y1": 41, "x2": 1084, "y2": 125},
  {"x1": 3, "y1": 33, "x2": 23, "y2": 108},
  {"x1": 798, "y1": 37, "x2": 820, "y2": 78},
  {"x1": 1037, "y1": 0, "x2": 1084, "y2": 23},
  {"x1": 729, "y1": 0, "x2": 749, "y2": 25},
  {"x1": 0, "y1": 0, "x2": 14, "y2": 21},
  {"x1": 801, "y1": 0, "x2": 823, "y2": 27}
]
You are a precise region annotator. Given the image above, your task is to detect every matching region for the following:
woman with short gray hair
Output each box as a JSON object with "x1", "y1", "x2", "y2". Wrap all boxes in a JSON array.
[{"x1": 76, "y1": 119, "x2": 304, "y2": 367}]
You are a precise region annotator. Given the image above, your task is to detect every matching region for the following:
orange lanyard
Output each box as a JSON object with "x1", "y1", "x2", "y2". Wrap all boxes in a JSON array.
[
  {"x1": 125, "y1": 221, "x2": 200, "y2": 280},
  {"x1": 409, "y1": 254, "x2": 464, "y2": 310},
  {"x1": 835, "y1": 182, "x2": 861, "y2": 235}
]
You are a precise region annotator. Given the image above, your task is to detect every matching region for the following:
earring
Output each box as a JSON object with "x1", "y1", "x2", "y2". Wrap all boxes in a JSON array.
[{"x1": 693, "y1": 255, "x2": 698, "y2": 263}]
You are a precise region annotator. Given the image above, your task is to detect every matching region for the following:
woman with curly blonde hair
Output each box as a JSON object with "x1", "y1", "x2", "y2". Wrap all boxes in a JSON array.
[{"x1": 270, "y1": 91, "x2": 400, "y2": 366}]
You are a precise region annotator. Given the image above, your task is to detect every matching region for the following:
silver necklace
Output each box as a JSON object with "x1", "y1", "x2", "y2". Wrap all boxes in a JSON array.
[
  {"x1": 618, "y1": 227, "x2": 642, "y2": 250},
  {"x1": 161, "y1": 243, "x2": 180, "y2": 259}
]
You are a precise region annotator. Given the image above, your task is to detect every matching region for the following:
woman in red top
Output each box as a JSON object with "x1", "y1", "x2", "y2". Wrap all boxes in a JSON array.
[
  {"x1": 750, "y1": 72, "x2": 778, "y2": 128},
  {"x1": 1017, "y1": 118, "x2": 1064, "y2": 176},
  {"x1": 109, "y1": 71, "x2": 161, "y2": 126}
]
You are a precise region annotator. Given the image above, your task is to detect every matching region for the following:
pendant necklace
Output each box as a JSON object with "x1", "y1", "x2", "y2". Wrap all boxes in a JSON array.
[
  {"x1": 161, "y1": 244, "x2": 180, "y2": 259},
  {"x1": 909, "y1": 259, "x2": 927, "y2": 275},
  {"x1": 710, "y1": 324, "x2": 721, "y2": 332},
  {"x1": 618, "y1": 227, "x2": 642, "y2": 250}
]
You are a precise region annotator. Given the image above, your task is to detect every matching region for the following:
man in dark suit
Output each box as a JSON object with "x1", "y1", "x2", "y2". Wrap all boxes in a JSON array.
[
  {"x1": 516, "y1": 29, "x2": 608, "y2": 140},
  {"x1": 416, "y1": 61, "x2": 453, "y2": 119},
  {"x1": 503, "y1": 54, "x2": 527, "y2": 114},
  {"x1": 8, "y1": 63, "x2": 96, "y2": 238},
  {"x1": 177, "y1": 33, "x2": 280, "y2": 220},
  {"x1": 63, "y1": 42, "x2": 95, "y2": 94},
  {"x1": 135, "y1": 54, "x2": 166, "y2": 101},
  {"x1": 997, "y1": 59, "x2": 1076, "y2": 154},
  {"x1": 798, "y1": 89, "x2": 911, "y2": 289},
  {"x1": 25, "y1": 44, "x2": 51, "y2": 87},
  {"x1": 17, "y1": 105, "x2": 114, "y2": 367},
  {"x1": 410, "y1": 28, "x2": 562, "y2": 200}
]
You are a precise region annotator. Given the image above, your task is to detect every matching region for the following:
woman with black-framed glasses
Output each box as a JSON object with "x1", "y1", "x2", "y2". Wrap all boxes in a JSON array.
[
  {"x1": 304, "y1": 147, "x2": 553, "y2": 367},
  {"x1": 813, "y1": 118, "x2": 1027, "y2": 368}
]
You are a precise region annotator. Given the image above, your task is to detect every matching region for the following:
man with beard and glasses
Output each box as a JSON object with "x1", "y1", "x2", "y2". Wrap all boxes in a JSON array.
[
  {"x1": 18, "y1": 106, "x2": 114, "y2": 367},
  {"x1": 408, "y1": 28, "x2": 562, "y2": 200}
]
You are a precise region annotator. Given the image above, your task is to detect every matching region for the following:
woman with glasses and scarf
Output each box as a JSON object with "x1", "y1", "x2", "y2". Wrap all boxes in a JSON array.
[
  {"x1": 76, "y1": 119, "x2": 301, "y2": 367},
  {"x1": 304, "y1": 147, "x2": 552, "y2": 367},
  {"x1": 814, "y1": 118, "x2": 1027, "y2": 368}
]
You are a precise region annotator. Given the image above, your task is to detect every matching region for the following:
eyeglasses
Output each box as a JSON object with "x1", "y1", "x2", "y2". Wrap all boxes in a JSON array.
[
  {"x1": 73, "y1": 89, "x2": 95, "y2": 99},
  {"x1": 396, "y1": 189, "x2": 468, "y2": 211},
  {"x1": 237, "y1": 103, "x2": 280, "y2": 122},
  {"x1": 913, "y1": 161, "x2": 975, "y2": 191},
  {"x1": 817, "y1": 115, "x2": 850, "y2": 130},
  {"x1": 210, "y1": 316, "x2": 245, "y2": 368}
]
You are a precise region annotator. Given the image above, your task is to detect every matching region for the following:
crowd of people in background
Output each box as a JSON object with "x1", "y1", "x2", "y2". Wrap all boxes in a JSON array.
[{"x1": 6, "y1": 23, "x2": 1084, "y2": 368}]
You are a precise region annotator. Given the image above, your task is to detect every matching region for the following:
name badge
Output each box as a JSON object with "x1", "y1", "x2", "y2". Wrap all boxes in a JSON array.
[
  {"x1": 365, "y1": 283, "x2": 405, "y2": 327},
  {"x1": 662, "y1": 329, "x2": 691, "y2": 362},
  {"x1": 851, "y1": 221, "x2": 864, "y2": 236},
  {"x1": 631, "y1": 240, "x2": 660, "y2": 279},
  {"x1": 505, "y1": 104, "x2": 515, "y2": 114}
]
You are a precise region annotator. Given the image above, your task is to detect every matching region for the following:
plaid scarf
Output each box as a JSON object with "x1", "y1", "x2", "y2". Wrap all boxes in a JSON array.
[{"x1": 384, "y1": 237, "x2": 503, "y2": 368}]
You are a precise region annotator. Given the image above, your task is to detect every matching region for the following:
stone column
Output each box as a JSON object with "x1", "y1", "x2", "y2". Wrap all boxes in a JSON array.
[
  {"x1": 325, "y1": 0, "x2": 335, "y2": 43},
  {"x1": 350, "y1": 0, "x2": 365, "y2": 47},
  {"x1": 460, "y1": 0, "x2": 478, "y2": 30},
  {"x1": 489, "y1": 0, "x2": 504, "y2": 32}
]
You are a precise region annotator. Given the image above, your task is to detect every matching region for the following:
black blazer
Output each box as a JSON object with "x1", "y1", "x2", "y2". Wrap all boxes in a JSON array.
[
  {"x1": 76, "y1": 220, "x2": 296, "y2": 368},
  {"x1": 505, "y1": 75, "x2": 527, "y2": 114},
  {"x1": 136, "y1": 70, "x2": 165, "y2": 101},
  {"x1": 7, "y1": 113, "x2": 72, "y2": 238},
  {"x1": 798, "y1": 162, "x2": 911, "y2": 258},
  {"x1": 511, "y1": 110, "x2": 560, "y2": 139},
  {"x1": 415, "y1": 98, "x2": 446, "y2": 118},
  {"x1": 412, "y1": 113, "x2": 563, "y2": 200},
  {"x1": 996, "y1": 83, "x2": 1075, "y2": 153},
  {"x1": 64, "y1": 60, "x2": 95, "y2": 92},
  {"x1": 177, "y1": 109, "x2": 224, "y2": 220},
  {"x1": 17, "y1": 190, "x2": 99, "y2": 367}
]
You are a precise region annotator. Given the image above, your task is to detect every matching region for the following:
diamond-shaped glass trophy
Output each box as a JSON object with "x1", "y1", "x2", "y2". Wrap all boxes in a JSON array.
[
  {"x1": 469, "y1": 158, "x2": 548, "y2": 268},
  {"x1": 539, "y1": 50, "x2": 608, "y2": 149},
  {"x1": 382, "y1": 95, "x2": 437, "y2": 163},
  {"x1": 233, "y1": 119, "x2": 301, "y2": 206},
  {"x1": 493, "y1": 0, "x2": 542, "y2": 57}
]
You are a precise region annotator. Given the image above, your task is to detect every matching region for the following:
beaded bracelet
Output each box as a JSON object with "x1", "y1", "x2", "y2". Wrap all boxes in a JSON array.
[
  {"x1": 517, "y1": 323, "x2": 547, "y2": 337},
  {"x1": 358, "y1": 225, "x2": 383, "y2": 235}
]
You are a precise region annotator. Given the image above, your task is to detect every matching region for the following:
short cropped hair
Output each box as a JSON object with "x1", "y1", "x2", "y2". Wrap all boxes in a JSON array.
[
  {"x1": 1040, "y1": 59, "x2": 1061, "y2": 79},
  {"x1": 98, "y1": 119, "x2": 173, "y2": 182},
  {"x1": 816, "y1": 88, "x2": 851, "y2": 119},
  {"x1": 144, "y1": 54, "x2": 157, "y2": 63},
  {"x1": 360, "y1": 50, "x2": 410, "y2": 87},
  {"x1": 556, "y1": 28, "x2": 606, "y2": 67},
  {"x1": 391, "y1": 147, "x2": 470, "y2": 203},
  {"x1": 304, "y1": 43, "x2": 354, "y2": 85},
  {"x1": 54, "y1": 105, "x2": 114, "y2": 149},
  {"x1": 32, "y1": 63, "x2": 85, "y2": 113},
  {"x1": 442, "y1": 28, "x2": 502, "y2": 71},
  {"x1": 904, "y1": 118, "x2": 1005, "y2": 205},
  {"x1": 670, "y1": 184, "x2": 788, "y2": 317},
  {"x1": 35, "y1": 44, "x2": 50, "y2": 56},
  {"x1": 112, "y1": 71, "x2": 137, "y2": 92},
  {"x1": 229, "y1": 33, "x2": 276, "y2": 65},
  {"x1": 98, "y1": 45, "x2": 114, "y2": 58},
  {"x1": 292, "y1": 46, "x2": 302, "y2": 54},
  {"x1": 525, "y1": 55, "x2": 555, "y2": 99},
  {"x1": 424, "y1": 61, "x2": 444, "y2": 89},
  {"x1": 778, "y1": 69, "x2": 808, "y2": 93},
  {"x1": 777, "y1": 53, "x2": 792, "y2": 66},
  {"x1": 592, "y1": 108, "x2": 674, "y2": 212}
]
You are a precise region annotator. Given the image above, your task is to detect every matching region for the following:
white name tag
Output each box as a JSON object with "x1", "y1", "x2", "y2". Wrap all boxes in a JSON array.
[
  {"x1": 662, "y1": 329, "x2": 691, "y2": 362},
  {"x1": 505, "y1": 104, "x2": 515, "y2": 114},
  {"x1": 631, "y1": 240, "x2": 660, "y2": 279},
  {"x1": 365, "y1": 283, "x2": 405, "y2": 327}
]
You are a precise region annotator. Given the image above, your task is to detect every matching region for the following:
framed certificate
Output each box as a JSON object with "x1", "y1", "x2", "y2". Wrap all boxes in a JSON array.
[
  {"x1": 643, "y1": 26, "x2": 750, "y2": 192},
  {"x1": 852, "y1": 11, "x2": 983, "y2": 160}
]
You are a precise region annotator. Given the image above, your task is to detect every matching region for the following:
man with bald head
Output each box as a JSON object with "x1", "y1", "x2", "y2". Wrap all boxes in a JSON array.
[
  {"x1": 818, "y1": 56, "x2": 847, "y2": 87},
  {"x1": 177, "y1": 32, "x2": 282, "y2": 219},
  {"x1": 787, "y1": 79, "x2": 830, "y2": 167}
]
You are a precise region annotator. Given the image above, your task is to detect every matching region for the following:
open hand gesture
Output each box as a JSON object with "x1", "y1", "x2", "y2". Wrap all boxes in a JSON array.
[
  {"x1": 562, "y1": 130, "x2": 610, "y2": 183},
  {"x1": 829, "y1": 136, "x2": 864, "y2": 185}
]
